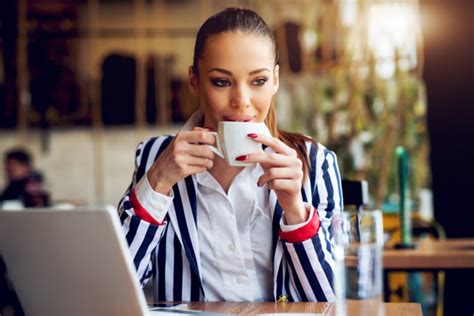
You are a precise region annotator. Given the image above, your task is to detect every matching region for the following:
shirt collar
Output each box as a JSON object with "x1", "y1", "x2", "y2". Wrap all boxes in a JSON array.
[
  {"x1": 181, "y1": 109, "x2": 204, "y2": 132},
  {"x1": 195, "y1": 164, "x2": 262, "y2": 193}
]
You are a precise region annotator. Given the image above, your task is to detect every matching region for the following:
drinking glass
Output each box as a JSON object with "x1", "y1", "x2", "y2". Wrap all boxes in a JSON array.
[{"x1": 333, "y1": 210, "x2": 384, "y2": 316}]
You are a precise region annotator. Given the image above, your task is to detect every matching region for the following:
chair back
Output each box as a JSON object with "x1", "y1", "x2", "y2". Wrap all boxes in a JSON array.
[{"x1": 341, "y1": 179, "x2": 369, "y2": 211}]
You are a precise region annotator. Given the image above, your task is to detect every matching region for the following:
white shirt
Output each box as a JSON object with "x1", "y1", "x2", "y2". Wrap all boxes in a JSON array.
[{"x1": 135, "y1": 110, "x2": 314, "y2": 301}]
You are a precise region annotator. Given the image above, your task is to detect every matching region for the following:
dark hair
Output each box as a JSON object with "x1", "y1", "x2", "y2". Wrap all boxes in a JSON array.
[
  {"x1": 192, "y1": 7, "x2": 277, "y2": 75},
  {"x1": 5, "y1": 148, "x2": 32, "y2": 166},
  {"x1": 192, "y1": 8, "x2": 317, "y2": 180}
]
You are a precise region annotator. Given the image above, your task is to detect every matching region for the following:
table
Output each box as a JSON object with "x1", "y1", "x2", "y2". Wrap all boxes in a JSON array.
[
  {"x1": 382, "y1": 238, "x2": 474, "y2": 311},
  {"x1": 383, "y1": 238, "x2": 474, "y2": 270},
  {"x1": 180, "y1": 301, "x2": 422, "y2": 315}
]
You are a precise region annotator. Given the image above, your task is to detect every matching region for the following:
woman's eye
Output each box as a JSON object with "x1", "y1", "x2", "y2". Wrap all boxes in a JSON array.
[
  {"x1": 210, "y1": 78, "x2": 231, "y2": 87},
  {"x1": 253, "y1": 78, "x2": 268, "y2": 86}
]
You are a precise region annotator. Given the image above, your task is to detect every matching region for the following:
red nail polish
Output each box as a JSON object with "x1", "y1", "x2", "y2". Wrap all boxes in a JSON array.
[
  {"x1": 247, "y1": 133, "x2": 258, "y2": 138},
  {"x1": 235, "y1": 155, "x2": 248, "y2": 161}
]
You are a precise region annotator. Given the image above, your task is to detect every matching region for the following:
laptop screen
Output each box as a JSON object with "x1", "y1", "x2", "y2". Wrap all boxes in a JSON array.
[{"x1": 0, "y1": 207, "x2": 150, "y2": 316}]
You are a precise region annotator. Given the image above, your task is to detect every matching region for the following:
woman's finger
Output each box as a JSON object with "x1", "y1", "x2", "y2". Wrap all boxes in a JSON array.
[
  {"x1": 185, "y1": 143, "x2": 215, "y2": 160},
  {"x1": 267, "y1": 179, "x2": 301, "y2": 192},
  {"x1": 239, "y1": 152, "x2": 299, "y2": 168},
  {"x1": 181, "y1": 130, "x2": 216, "y2": 145},
  {"x1": 257, "y1": 167, "x2": 300, "y2": 187},
  {"x1": 186, "y1": 165, "x2": 211, "y2": 175},
  {"x1": 247, "y1": 133, "x2": 296, "y2": 157},
  {"x1": 183, "y1": 155, "x2": 214, "y2": 169},
  {"x1": 192, "y1": 126, "x2": 215, "y2": 132}
]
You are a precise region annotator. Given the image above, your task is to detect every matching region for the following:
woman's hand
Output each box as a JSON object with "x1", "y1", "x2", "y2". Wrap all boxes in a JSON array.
[
  {"x1": 238, "y1": 133, "x2": 307, "y2": 225},
  {"x1": 146, "y1": 127, "x2": 215, "y2": 195}
]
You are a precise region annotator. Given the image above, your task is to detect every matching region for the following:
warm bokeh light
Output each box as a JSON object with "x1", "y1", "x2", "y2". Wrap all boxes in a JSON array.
[
  {"x1": 341, "y1": 0, "x2": 422, "y2": 79},
  {"x1": 367, "y1": 2, "x2": 421, "y2": 78}
]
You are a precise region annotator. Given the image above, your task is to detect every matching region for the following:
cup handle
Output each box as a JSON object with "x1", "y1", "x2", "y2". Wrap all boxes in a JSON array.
[{"x1": 208, "y1": 132, "x2": 224, "y2": 158}]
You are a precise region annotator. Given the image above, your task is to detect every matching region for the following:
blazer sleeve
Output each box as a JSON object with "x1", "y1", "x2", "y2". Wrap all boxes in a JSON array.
[
  {"x1": 117, "y1": 136, "x2": 172, "y2": 287},
  {"x1": 280, "y1": 143, "x2": 342, "y2": 302}
]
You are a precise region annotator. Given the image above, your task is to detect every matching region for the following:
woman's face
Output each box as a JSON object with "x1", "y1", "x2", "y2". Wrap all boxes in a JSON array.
[{"x1": 188, "y1": 31, "x2": 279, "y2": 128}]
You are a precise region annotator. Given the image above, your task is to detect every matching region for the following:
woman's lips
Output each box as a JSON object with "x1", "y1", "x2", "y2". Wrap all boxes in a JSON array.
[{"x1": 223, "y1": 115, "x2": 255, "y2": 122}]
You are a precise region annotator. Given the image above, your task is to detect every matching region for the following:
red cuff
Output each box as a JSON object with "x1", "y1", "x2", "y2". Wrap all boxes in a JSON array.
[
  {"x1": 279, "y1": 207, "x2": 320, "y2": 243},
  {"x1": 130, "y1": 190, "x2": 165, "y2": 225}
]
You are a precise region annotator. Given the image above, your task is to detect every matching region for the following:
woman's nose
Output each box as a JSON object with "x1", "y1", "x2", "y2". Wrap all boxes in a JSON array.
[{"x1": 230, "y1": 85, "x2": 250, "y2": 108}]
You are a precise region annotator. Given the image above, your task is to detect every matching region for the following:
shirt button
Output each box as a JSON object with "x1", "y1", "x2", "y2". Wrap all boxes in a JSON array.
[
  {"x1": 228, "y1": 244, "x2": 236, "y2": 252},
  {"x1": 236, "y1": 276, "x2": 247, "y2": 284}
]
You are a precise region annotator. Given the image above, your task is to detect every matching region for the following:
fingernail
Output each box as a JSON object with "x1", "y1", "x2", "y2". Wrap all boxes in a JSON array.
[
  {"x1": 205, "y1": 126, "x2": 215, "y2": 131},
  {"x1": 247, "y1": 133, "x2": 258, "y2": 138},
  {"x1": 235, "y1": 155, "x2": 248, "y2": 161}
]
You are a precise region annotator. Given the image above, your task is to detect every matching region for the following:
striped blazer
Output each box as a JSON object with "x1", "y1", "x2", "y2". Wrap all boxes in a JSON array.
[{"x1": 118, "y1": 135, "x2": 343, "y2": 302}]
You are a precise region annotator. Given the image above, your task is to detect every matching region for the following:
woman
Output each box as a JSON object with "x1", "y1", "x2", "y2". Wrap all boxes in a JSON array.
[{"x1": 118, "y1": 7, "x2": 342, "y2": 302}]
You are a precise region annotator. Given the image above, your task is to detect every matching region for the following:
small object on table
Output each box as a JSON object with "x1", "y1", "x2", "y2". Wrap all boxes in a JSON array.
[{"x1": 394, "y1": 146, "x2": 417, "y2": 249}]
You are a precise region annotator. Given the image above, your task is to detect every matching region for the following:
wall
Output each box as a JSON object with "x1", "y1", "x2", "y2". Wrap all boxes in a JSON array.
[
  {"x1": 421, "y1": 0, "x2": 474, "y2": 315},
  {"x1": 76, "y1": 1, "x2": 272, "y2": 79},
  {"x1": 0, "y1": 126, "x2": 179, "y2": 207}
]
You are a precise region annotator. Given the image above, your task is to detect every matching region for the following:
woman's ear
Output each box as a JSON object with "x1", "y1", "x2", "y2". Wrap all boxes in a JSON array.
[
  {"x1": 188, "y1": 66, "x2": 200, "y2": 96},
  {"x1": 272, "y1": 64, "x2": 280, "y2": 95}
]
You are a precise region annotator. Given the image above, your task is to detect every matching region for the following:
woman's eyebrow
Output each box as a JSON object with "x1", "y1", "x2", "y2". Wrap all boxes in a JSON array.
[
  {"x1": 208, "y1": 68, "x2": 271, "y2": 75},
  {"x1": 208, "y1": 68, "x2": 232, "y2": 75},
  {"x1": 249, "y1": 68, "x2": 271, "y2": 75}
]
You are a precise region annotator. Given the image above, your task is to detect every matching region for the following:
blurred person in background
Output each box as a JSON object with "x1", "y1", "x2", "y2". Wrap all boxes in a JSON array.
[
  {"x1": 1, "y1": 148, "x2": 49, "y2": 314},
  {"x1": 0, "y1": 148, "x2": 49, "y2": 208}
]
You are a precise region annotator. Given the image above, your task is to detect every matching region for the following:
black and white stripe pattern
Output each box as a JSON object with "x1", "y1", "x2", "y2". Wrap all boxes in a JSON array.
[{"x1": 118, "y1": 136, "x2": 343, "y2": 302}]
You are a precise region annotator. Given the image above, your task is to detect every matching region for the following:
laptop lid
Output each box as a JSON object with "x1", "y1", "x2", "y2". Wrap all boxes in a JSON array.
[{"x1": 0, "y1": 207, "x2": 150, "y2": 316}]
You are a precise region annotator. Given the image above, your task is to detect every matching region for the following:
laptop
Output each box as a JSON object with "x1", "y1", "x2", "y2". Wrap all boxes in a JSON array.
[{"x1": 0, "y1": 207, "x2": 191, "y2": 316}]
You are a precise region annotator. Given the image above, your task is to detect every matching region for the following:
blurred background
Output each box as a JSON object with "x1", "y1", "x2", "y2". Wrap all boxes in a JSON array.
[{"x1": 0, "y1": 0, "x2": 472, "y2": 315}]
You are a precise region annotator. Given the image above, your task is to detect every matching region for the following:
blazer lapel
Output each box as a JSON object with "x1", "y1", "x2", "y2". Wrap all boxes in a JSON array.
[
  {"x1": 270, "y1": 188, "x2": 284, "y2": 299},
  {"x1": 167, "y1": 175, "x2": 204, "y2": 297}
]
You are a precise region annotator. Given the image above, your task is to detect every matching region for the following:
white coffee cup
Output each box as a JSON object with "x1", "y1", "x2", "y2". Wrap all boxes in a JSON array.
[{"x1": 209, "y1": 121, "x2": 271, "y2": 167}]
